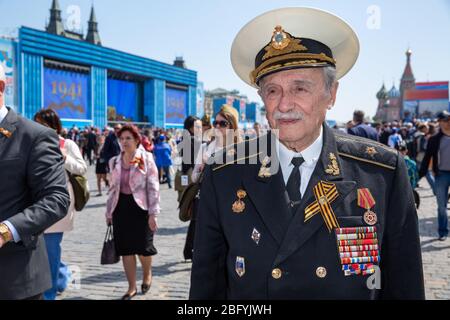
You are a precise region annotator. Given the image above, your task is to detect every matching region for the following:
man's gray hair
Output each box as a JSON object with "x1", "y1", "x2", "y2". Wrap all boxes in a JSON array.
[
  {"x1": 323, "y1": 66, "x2": 337, "y2": 92},
  {"x1": 258, "y1": 66, "x2": 337, "y2": 93},
  {"x1": 0, "y1": 64, "x2": 5, "y2": 82}
]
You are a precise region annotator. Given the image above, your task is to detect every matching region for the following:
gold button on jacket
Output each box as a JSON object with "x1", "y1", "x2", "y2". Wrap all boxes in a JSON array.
[{"x1": 272, "y1": 268, "x2": 282, "y2": 279}]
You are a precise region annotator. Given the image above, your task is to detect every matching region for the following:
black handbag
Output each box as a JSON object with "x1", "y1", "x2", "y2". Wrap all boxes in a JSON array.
[{"x1": 101, "y1": 225, "x2": 120, "y2": 265}]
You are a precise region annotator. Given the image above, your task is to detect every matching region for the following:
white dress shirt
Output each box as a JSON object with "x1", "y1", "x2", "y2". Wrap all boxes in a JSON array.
[
  {"x1": 277, "y1": 126, "x2": 323, "y2": 198},
  {"x1": 0, "y1": 105, "x2": 7, "y2": 123}
]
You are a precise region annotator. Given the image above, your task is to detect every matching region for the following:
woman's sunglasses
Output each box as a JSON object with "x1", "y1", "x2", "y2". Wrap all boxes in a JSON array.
[{"x1": 213, "y1": 120, "x2": 230, "y2": 128}]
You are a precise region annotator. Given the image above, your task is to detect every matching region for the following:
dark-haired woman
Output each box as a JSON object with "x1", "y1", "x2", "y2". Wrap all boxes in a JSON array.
[{"x1": 105, "y1": 124, "x2": 160, "y2": 300}]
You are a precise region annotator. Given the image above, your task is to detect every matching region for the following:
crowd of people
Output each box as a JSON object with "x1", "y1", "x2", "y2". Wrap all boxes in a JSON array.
[
  {"x1": 12, "y1": 105, "x2": 263, "y2": 300},
  {"x1": 1, "y1": 5, "x2": 449, "y2": 299},
  {"x1": 345, "y1": 109, "x2": 450, "y2": 240}
]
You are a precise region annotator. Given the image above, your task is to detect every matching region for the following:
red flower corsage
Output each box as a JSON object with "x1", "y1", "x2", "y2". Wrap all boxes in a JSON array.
[{"x1": 130, "y1": 156, "x2": 145, "y2": 172}]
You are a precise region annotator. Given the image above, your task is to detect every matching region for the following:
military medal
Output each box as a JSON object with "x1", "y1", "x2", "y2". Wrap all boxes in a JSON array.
[
  {"x1": 251, "y1": 228, "x2": 261, "y2": 245},
  {"x1": 232, "y1": 189, "x2": 247, "y2": 213},
  {"x1": 235, "y1": 256, "x2": 245, "y2": 277},
  {"x1": 363, "y1": 210, "x2": 377, "y2": 226},
  {"x1": 357, "y1": 188, "x2": 377, "y2": 226}
]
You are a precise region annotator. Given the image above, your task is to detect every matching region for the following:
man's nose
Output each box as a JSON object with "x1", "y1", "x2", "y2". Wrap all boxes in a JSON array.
[{"x1": 277, "y1": 91, "x2": 295, "y2": 113}]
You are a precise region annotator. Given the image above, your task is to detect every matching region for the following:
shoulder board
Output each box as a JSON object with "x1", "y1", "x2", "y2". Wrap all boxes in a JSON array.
[{"x1": 334, "y1": 131, "x2": 398, "y2": 171}]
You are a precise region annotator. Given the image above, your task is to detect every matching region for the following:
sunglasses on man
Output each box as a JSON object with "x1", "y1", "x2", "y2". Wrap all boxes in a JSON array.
[{"x1": 213, "y1": 120, "x2": 230, "y2": 128}]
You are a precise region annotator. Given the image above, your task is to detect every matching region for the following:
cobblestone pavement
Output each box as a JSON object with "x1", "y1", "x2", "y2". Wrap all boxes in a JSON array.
[{"x1": 59, "y1": 165, "x2": 450, "y2": 300}]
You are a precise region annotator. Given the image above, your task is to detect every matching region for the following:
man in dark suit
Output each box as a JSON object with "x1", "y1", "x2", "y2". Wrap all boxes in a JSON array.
[
  {"x1": 0, "y1": 65, "x2": 70, "y2": 300},
  {"x1": 189, "y1": 7, "x2": 424, "y2": 299},
  {"x1": 347, "y1": 110, "x2": 379, "y2": 142},
  {"x1": 85, "y1": 127, "x2": 98, "y2": 166},
  {"x1": 103, "y1": 124, "x2": 122, "y2": 167}
]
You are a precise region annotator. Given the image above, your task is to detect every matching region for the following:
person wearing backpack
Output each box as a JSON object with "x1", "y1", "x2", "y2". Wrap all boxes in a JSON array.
[{"x1": 34, "y1": 109, "x2": 87, "y2": 300}]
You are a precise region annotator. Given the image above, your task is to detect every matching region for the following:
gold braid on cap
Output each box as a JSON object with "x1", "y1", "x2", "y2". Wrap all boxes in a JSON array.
[{"x1": 250, "y1": 53, "x2": 336, "y2": 85}]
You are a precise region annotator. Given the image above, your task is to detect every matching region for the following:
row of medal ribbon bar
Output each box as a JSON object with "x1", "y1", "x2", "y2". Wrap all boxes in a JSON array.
[
  {"x1": 338, "y1": 238, "x2": 378, "y2": 246},
  {"x1": 342, "y1": 262, "x2": 377, "y2": 276},
  {"x1": 341, "y1": 255, "x2": 380, "y2": 265},
  {"x1": 336, "y1": 232, "x2": 377, "y2": 240},
  {"x1": 339, "y1": 244, "x2": 378, "y2": 252},
  {"x1": 344, "y1": 266, "x2": 375, "y2": 276},
  {"x1": 339, "y1": 250, "x2": 379, "y2": 258},
  {"x1": 335, "y1": 226, "x2": 377, "y2": 234},
  {"x1": 342, "y1": 263, "x2": 375, "y2": 271}
]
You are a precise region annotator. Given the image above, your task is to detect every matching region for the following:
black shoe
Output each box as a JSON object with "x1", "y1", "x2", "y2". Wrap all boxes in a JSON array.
[
  {"x1": 121, "y1": 290, "x2": 137, "y2": 300},
  {"x1": 438, "y1": 236, "x2": 447, "y2": 241},
  {"x1": 141, "y1": 282, "x2": 151, "y2": 295}
]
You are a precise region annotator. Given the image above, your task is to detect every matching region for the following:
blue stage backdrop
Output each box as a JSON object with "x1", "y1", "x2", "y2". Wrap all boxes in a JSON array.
[
  {"x1": 44, "y1": 68, "x2": 90, "y2": 120},
  {"x1": 166, "y1": 87, "x2": 187, "y2": 126},
  {"x1": 107, "y1": 79, "x2": 139, "y2": 122}
]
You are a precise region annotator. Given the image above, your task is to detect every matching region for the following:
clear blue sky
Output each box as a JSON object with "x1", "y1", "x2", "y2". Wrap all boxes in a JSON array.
[{"x1": 1, "y1": 0, "x2": 449, "y2": 122}]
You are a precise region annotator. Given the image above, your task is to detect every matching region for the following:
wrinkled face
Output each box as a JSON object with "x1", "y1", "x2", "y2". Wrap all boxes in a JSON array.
[
  {"x1": 258, "y1": 68, "x2": 337, "y2": 145},
  {"x1": 119, "y1": 130, "x2": 138, "y2": 153}
]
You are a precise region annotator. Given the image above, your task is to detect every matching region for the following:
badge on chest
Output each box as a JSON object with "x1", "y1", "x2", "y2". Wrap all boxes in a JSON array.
[{"x1": 335, "y1": 188, "x2": 380, "y2": 276}]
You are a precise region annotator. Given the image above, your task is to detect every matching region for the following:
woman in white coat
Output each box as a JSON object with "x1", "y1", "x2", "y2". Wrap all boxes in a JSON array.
[{"x1": 34, "y1": 109, "x2": 88, "y2": 300}]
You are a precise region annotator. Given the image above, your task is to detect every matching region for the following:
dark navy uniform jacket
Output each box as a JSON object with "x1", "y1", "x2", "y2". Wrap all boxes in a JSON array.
[{"x1": 189, "y1": 124, "x2": 424, "y2": 300}]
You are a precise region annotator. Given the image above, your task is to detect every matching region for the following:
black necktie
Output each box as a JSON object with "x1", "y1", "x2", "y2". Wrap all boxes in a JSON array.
[{"x1": 286, "y1": 157, "x2": 304, "y2": 213}]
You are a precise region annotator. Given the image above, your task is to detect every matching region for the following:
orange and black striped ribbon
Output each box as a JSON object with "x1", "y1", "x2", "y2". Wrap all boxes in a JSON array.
[{"x1": 304, "y1": 181, "x2": 340, "y2": 232}]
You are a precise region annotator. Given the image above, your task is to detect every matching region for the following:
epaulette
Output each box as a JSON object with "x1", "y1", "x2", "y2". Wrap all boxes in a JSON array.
[
  {"x1": 211, "y1": 136, "x2": 261, "y2": 172},
  {"x1": 334, "y1": 131, "x2": 398, "y2": 171}
]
